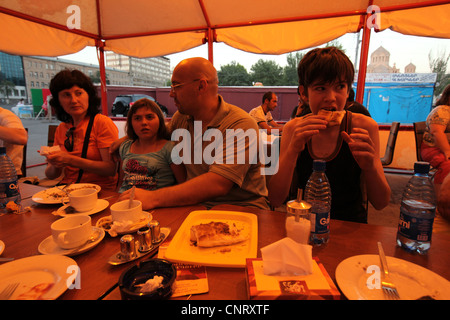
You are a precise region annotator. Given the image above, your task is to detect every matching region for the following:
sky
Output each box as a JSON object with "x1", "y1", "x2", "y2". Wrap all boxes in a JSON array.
[{"x1": 59, "y1": 29, "x2": 450, "y2": 75}]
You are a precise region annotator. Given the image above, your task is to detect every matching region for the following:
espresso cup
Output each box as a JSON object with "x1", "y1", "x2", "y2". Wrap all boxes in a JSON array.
[
  {"x1": 51, "y1": 215, "x2": 93, "y2": 249},
  {"x1": 63, "y1": 188, "x2": 98, "y2": 212},
  {"x1": 110, "y1": 200, "x2": 145, "y2": 224}
]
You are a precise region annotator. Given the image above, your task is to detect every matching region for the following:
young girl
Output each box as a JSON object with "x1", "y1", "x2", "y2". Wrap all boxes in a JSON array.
[{"x1": 118, "y1": 98, "x2": 185, "y2": 193}]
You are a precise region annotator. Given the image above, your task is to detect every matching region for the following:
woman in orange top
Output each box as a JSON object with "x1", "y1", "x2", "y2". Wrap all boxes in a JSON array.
[{"x1": 44, "y1": 69, "x2": 118, "y2": 190}]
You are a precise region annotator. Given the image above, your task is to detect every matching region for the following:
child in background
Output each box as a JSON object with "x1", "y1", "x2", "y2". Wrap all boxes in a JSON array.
[
  {"x1": 268, "y1": 47, "x2": 390, "y2": 223},
  {"x1": 118, "y1": 98, "x2": 185, "y2": 192}
]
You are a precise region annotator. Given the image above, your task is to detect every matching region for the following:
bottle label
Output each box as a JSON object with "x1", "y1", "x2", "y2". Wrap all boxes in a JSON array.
[
  {"x1": 398, "y1": 212, "x2": 434, "y2": 242},
  {"x1": 311, "y1": 210, "x2": 330, "y2": 234},
  {"x1": 0, "y1": 181, "x2": 20, "y2": 199}
]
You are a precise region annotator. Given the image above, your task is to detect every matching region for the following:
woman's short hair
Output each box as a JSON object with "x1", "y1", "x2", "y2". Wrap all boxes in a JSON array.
[
  {"x1": 297, "y1": 47, "x2": 354, "y2": 96},
  {"x1": 49, "y1": 69, "x2": 100, "y2": 122},
  {"x1": 125, "y1": 98, "x2": 169, "y2": 141}
]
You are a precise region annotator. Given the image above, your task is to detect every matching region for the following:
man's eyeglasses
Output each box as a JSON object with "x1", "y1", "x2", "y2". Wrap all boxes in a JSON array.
[
  {"x1": 170, "y1": 79, "x2": 202, "y2": 90},
  {"x1": 64, "y1": 127, "x2": 75, "y2": 152}
]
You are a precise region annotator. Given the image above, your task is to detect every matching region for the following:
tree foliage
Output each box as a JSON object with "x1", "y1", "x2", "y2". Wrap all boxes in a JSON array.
[
  {"x1": 217, "y1": 44, "x2": 346, "y2": 86},
  {"x1": 217, "y1": 61, "x2": 251, "y2": 86},
  {"x1": 428, "y1": 49, "x2": 450, "y2": 99},
  {"x1": 249, "y1": 59, "x2": 284, "y2": 86},
  {"x1": 0, "y1": 80, "x2": 15, "y2": 98}
]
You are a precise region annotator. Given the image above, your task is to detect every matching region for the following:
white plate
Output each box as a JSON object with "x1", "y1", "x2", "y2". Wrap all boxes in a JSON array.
[
  {"x1": 336, "y1": 254, "x2": 450, "y2": 300},
  {"x1": 38, "y1": 227, "x2": 105, "y2": 256},
  {"x1": 54, "y1": 199, "x2": 109, "y2": 217},
  {"x1": 0, "y1": 255, "x2": 78, "y2": 300},
  {"x1": 165, "y1": 210, "x2": 258, "y2": 268},
  {"x1": 32, "y1": 183, "x2": 101, "y2": 204},
  {"x1": 0, "y1": 240, "x2": 4, "y2": 255}
]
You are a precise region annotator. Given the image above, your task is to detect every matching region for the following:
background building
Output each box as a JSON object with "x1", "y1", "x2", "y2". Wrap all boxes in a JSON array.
[
  {"x1": 367, "y1": 46, "x2": 401, "y2": 74},
  {"x1": 22, "y1": 56, "x2": 130, "y2": 103},
  {"x1": 105, "y1": 52, "x2": 170, "y2": 87},
  {"x1": 0, "y1": 52, "x2": 26, "y2": 102}
]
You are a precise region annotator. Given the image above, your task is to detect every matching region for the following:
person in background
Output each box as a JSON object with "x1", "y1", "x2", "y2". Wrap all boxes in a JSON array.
[
  {"x1": 290, "y1": 90, "x2": 308, "y2": 119},
  {"x1": 345, "y1": 88, "x2": 371, "y2": 117},
  {"x1": 268, "y1": 47, "x2": 390, "y2": 223},
  {"x1": 118, "y1": 57, "x2": 269, "y2": 210},
  {"x1": 0, "y1": 107, "x2": 28, "y2": 177},
  {"x1": 421, "y1": 83, "x2": 450, "y2": 199},
  {"x1": 44, "y1": 69, "x2": 118, "y2": 190},
  {"x1": 249, "y1": 91, "x2": 283, "y2": 134},
  {"x1": 118, "y1": 98, "x2": 185, "y2": 193}
]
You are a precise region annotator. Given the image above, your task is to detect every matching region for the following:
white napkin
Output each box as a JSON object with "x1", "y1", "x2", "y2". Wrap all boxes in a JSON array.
[
  {"x1": 261, "y1": 237, "x2": 313, "y2": 276},
  {"x1": 107, "y1": 220, "x2": 136, "y2": 237},
  {"x1": 40, "y1": 145, "x2": 61, "y2": 156}
]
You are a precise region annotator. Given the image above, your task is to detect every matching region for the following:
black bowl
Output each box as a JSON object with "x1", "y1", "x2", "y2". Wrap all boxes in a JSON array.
[{"x1": 118, "y1": 259, "x2": 176, "y2": 300}]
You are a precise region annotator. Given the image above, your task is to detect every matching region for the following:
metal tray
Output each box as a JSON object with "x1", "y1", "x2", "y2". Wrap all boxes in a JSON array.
[{"x1": 108, "y1": 227, "x2": 170, "y2": 265}]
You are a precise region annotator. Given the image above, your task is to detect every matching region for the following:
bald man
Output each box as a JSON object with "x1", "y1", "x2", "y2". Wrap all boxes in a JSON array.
[{"x1": 119, "y1": 58, "x2": 269, "y2": 210}]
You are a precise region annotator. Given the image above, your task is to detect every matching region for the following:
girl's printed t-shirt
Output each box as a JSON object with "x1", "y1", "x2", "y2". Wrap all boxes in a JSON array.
[{"x1": 119, "y1": 140, "x2": 179, "y2": 192}]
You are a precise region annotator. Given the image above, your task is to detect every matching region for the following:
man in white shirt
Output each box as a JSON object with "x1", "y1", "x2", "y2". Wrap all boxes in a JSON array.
[
  {"x1": 0, "y1": 107, "x2": 28, "y2": 176},
  {"x1": 249, "y1": 91, "x2": 283, "y2": 134}
]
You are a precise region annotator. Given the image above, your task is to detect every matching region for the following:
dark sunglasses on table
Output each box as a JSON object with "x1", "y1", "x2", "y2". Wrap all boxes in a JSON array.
[{"x1": 64, "y1": 127, "x2": 75, "y2": 152}]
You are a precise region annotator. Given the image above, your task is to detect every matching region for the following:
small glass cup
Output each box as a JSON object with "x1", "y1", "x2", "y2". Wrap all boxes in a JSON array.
[{"x1": 286, "y1": 199, "x2": 311, "y2": 244}]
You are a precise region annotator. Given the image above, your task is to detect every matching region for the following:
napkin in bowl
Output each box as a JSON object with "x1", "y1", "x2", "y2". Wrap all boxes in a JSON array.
[{"x1": 260, "y1": 237, "x2": 313, "y2": 276}]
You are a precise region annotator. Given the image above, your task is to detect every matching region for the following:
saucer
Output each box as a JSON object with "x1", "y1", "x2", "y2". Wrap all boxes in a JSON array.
[
  {"x1": 96, "y1": 212, "x2": 153, "y2": 237},
  {"x1": 55, "y1": 199, "x2": 109, "y2": 217},
  {"x1": 38, "y1": 227, "x2": 105, "y2": 256}
]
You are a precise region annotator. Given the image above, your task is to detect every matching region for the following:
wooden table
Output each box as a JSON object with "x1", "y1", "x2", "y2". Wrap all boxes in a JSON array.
[{"x1": 1, "y1": 183, "x2": 449, "y2": 300}]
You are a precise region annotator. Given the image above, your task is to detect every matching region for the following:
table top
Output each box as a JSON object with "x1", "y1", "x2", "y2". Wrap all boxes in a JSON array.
[{"x1": 1, "y1": 183, "x2": 449, "y2": 300}]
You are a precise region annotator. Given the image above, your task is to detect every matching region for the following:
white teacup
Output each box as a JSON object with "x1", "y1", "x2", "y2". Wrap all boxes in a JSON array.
[
  {"x1": 110, "y1": 200, "x2": 146, "y2": 224},
  {"x1": 63, "y1": 188, "x2": 98, "y2": 212},
  {"x1": 51, "y1": 215, "x2": 93, "y2": 249}
]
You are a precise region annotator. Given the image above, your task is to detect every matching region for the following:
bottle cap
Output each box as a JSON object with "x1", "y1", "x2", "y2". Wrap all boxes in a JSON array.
[
  {"x1": 313, "y1": 160, "x2": 326, "y2": 171},
  {"x1": 414, "y1": 161, "x2": 430, "y2": 174}
]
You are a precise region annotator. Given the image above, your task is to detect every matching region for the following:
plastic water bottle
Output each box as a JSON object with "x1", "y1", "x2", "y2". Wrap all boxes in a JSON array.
[
  {"x1": 304, "y1": 160, "x2": 331, "y2": 246},
  {"x1": 0, "y1": 147, "x2": 21, "y2": 210},
  {"x1": 396, "y1": 162, "x2": 436, "y2": 254}
]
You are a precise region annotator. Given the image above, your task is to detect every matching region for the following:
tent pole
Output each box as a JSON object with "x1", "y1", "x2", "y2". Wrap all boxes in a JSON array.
[
  {"x1": 355, "y1": 16, "x2": 372, "y2": 103},
  {"x1": 96, "y1": 40, "x2": 108, "y2": 115},
  {"x1": 207, "y1": 28, "x2": 214, "y2": 64}
]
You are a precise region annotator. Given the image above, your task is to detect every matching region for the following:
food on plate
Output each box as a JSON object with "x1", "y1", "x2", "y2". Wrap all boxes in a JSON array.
[
  {"x1": 41, "y1": 185, "x2": 98, "y2": 201},
  {"x1": 96, "y1": 216, "x2": 112, "y2": 231},
  {"x1": 318, "y1": 109, "x2": 345, "y2": 127},
  {"x1": 190, "y1": 221, "x2": 248, "y2": 247},
  {"x1": 16, "y1": 283, "x2": 54, "y2": 300}
]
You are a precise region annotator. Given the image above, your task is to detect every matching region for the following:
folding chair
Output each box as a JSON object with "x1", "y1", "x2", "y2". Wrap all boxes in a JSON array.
[{"x1": 381, "y1": 122, "x2": 400, "y2": 166}]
